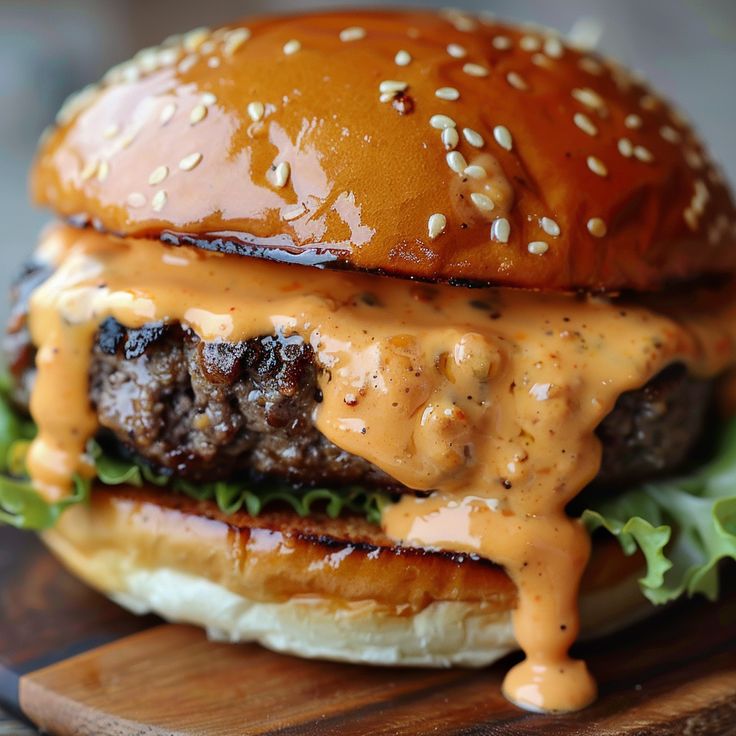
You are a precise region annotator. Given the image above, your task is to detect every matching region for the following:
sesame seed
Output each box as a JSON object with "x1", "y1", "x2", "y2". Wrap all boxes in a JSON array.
[
  {"x1": 492, "y1": 36, "x2": 512, "y2": 50},
  {"x1": 578, "y1": 57, "x2": 604, "y2": 75},
  {"x1": 692, "y1": 179, "x2": 709, "y2": 214},
  {"x1": 446, "y1": 12, "x2": 477, "y2": 32},
  {"x1": 118, "y1": 131, "x2": 136, "y2": 150},
  {"x1": 223, "y1": 27, "x2": 250, "y2": 56},
  {"x1": 428, "y1": 213, "x2": 447, "y2": 239},
  {"x1": 587, "y1": 155, "x2": 608, "y2": 177},
  {"x1": 491, "y1": 217, "x2": 510, "y2": 243},
  {"x1": 97, "y1": 160, "x2": 110, "y2": 182},
  {"x1": 463, "y1": 63, "x2": 489, "y2": 78},
  {"x1": 446, "y1": 150, "x2": 468, "y2": 173},
  {"x1": 148, "y1": 49, "x2": 174, "y2": 71},
  {"x1": 201, "y1": 92, "x2": 217, "y2": 106},
  {"x1": 273, "y1": 161, "x2": 291, "y2": 188},
  {"x1": 708, "y1": 167, "x2": 724, "y2": 185},
  {"x1": 463, "y1": 128, "x2": 484, "y2": 148},
  {"x1": 640, "y1": 94, "x2": 659, "y2": 111},
  {"x1": 568, "y1": 17, "x2": 602, "y2": 51},
  {"x1": 683, "y1": 207, "x2": 698, "y2": 231},
  {"x1": 531, "y1": 53, "x2": 549, "y2": 67},
  {"x1": 685, "y1": 149, "x2": 704, "y2": 169},
  {"x1": 283, "y1": 39, "x2": 301, "y2": 55},
  {"x1": 160, "y1": 102, "x2": 177, "y2": 126},
  {"x1": 152, "y1": 190, "x2": 168, "y2": 212},
  {"x1": 571, "y1": 87, "x2": 605, "y2": 112},
  {"x1": 624, "y1": 114, "x2": 642, "y2": 129},
  {"x1": 38, "y1": 125, "x2": 53, "y2": 148},
  {"x1": 660, "y1": 125, "x2": 681, "y2": 143},
  {"x1": 379, "y1": 80, "x2": 408, "y2": 94},
  {"x1": 634, "y1": 145, "x2": 654, "y2": 163},
  {"x1": 189, "y1": 104, "x2": 208, "y2": 125},
  {"x1": 148, "y1": 165, "x2": 169, "y2": 186},
  {"x1": 395, "y1": 49, "x2": 412, "y2": 66},
  {"x1": 379, "y1": 93, "x2": 395, "y2": 104},
  {"x1": 135, "y1": 47, "x2": 160, "y2": 73},
  {"x1": 283, "y1": 205, "x2": 306, "y2": 221},
  {"x1": 464, "y1": 165, "x2": 487, "y2": 179},
  {"x1": 436, "y1": 86, "x2": 460, "y2": 101},
  {"x1": 178, "y1": 55, "x2": 197, "y2": 74},
  {"x1": 179, "y1": 152, "x2": 203, "y2": 171},
  {"x1": 506, "y1": 71, "x2": 528, "y2": 90},
  {"x1": 441, "y1": 127, "x2": 459, "y2": 150},
  {"x1": 122, "y1": 61, "x2": 141, "y2": 83},
  {"x1": 587, "y1": 217, "x2": 607, "y2": 237},
  {"x1": 528, "y1": 241, "x2": 549, "y2": 255},
  {"x1": 183, "y1": 27, "x2": 210, "y2": 53},
  {"x1": 247, "y1": 101, "x2": 265, "y2": 122},
  {"x1": 573, "y1": 112, "x2": 598, "y2": 136},
  {"x1": 543, "y1": 36, "x2": 564, "y2": 58},
  {"x1": 103, "y1": 123, "x2": 120, "y2": 139},
  {"x1": 430, "y1": 114, "x2": 456, "y2": 130},
  {"x1": 540, "y1": 217, "x2": 560, "y2": 237},
  {"x1": 447, "y1": 43, "x2": 467, "y2": 58},
  {"x1": 340, "y1": 26, "x2": 366, "y2": 42},
  {"x1": 618, "y1": 137, "x2": 634, "y2": 158},
  {"x1": 493, "y1": 125, "x2": 513, "y2": 151},
  {"x1": 208, "y1": 57, "x2": 221, "y2": 69},
  {"x1": 127, "y1": 192, "x2": 146, "y2": 208},
  {"x1": 471, "y1": 192, "x2": 495, "y2": 214},
  {"x1": 80, "y1": 159, "x2": 98, "y2": 181},
  {"x1": 157, "y1": 48, "x2": 179, "y2": 67},
  {"x1": 520, "y1": 35, "x2": 541, "y2": 52}
]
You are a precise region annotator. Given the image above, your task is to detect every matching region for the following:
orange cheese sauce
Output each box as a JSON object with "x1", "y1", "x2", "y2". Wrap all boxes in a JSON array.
[{"x1": 27, "y1": 224, "x2": 736, "y2": 712}]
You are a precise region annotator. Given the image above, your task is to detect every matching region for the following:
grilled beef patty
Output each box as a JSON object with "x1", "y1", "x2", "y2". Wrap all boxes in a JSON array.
[{"x1": 6, "y1": 262, "x2": 712, "y2": 491}]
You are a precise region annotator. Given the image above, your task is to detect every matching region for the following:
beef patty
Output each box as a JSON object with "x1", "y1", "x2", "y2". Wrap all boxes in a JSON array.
[{"x1": 6, "y1": 263, "x2": 713, "y2": 491}]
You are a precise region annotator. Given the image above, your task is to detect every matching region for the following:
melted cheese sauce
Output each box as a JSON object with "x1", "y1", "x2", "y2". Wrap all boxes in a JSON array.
[{"x1": 27, "y1": 225, "x2": 736, "y2": 712}]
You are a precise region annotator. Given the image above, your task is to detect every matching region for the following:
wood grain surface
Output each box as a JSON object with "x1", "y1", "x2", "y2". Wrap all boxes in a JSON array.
[{"x1": 2, "y1": 527, "x2": 735, "y2": 735}]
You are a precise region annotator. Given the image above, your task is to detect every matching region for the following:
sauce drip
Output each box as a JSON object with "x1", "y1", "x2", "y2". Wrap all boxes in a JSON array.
[{"x1": 27, "y1": 225, "x2": 736, "y2": 712}]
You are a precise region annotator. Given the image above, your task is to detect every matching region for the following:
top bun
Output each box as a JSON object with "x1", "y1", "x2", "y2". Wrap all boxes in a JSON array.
[{"x1": 31, "y1": 9, "x2": 736, "y2": 291}]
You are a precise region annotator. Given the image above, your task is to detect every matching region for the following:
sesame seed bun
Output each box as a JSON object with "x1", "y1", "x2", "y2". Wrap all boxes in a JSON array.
[
  {"x1": 31, "y1": 9, "x2": 736, "y2": 291},
  {"x1": 42, "y1": 485, "x2": 651, "y2": 667}
]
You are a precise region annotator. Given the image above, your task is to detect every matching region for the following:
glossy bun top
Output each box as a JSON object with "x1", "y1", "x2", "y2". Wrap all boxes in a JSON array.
[{"x1": 31, "y1": 8, "x2": 736, "y2": 290}]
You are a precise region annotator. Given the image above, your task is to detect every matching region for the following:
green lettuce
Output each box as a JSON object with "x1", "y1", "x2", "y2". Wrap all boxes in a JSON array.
[
  {"x1": 583, "y1": 419, "x2": 736, "y2": 604},
  {"x1": 89, "y1": 440, "x2": 390, "y2": 524},
  {"x1": 0, "y1": 381, "x2": 90, "y2": 529}
]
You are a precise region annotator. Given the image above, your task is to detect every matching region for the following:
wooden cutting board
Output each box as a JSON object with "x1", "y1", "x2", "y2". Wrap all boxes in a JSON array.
[{"x1": 1, "y1": 526, "x2": 735, "y2": 736}]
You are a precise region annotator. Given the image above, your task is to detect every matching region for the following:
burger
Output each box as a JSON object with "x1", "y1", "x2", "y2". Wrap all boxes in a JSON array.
[{"x1": 2, "y1": 8, "x2": 735, "y2": 714}]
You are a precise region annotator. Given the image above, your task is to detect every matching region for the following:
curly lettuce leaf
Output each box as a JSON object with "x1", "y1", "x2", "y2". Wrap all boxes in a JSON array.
[
  {"x1": 583, "y1": 419, "x2": 736, "y2": 605},
  {"x1": 0, "y1": 473, "x2": 90, "y2": 530},
  {"x1": 0, "y1": 381, "x2": 89, "y2": 529},
  {"x1": 90, "y1": 440, "x2": 390, "y2": 524}
]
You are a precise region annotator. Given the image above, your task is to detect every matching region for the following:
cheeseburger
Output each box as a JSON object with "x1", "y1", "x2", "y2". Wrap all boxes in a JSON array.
[{"x1": 3, "y1": 8, "x2": 736, "y2": 714}]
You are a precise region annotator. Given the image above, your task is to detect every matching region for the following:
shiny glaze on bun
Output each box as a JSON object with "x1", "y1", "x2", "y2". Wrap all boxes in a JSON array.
[{"x1": 32, "y1": 8, "x2": 736, "y2": 291}]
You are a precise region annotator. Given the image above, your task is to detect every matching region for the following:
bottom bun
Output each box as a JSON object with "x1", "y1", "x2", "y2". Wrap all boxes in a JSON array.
[{"x1": 42, "y1": 486, "x2": 654, "y2": 668}]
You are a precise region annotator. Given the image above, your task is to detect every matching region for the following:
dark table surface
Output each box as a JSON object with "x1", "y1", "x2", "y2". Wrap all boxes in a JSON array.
[{"x1": 0, "y1": 707, "x2": 35, "y2": 734}]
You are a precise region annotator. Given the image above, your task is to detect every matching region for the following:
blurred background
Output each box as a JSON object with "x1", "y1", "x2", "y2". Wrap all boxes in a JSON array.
[{"x1": 0, "y1": 0, "x2": 734, "y2": 325}]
